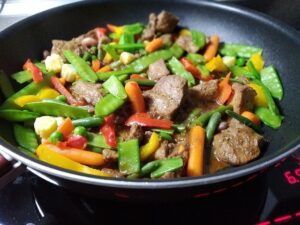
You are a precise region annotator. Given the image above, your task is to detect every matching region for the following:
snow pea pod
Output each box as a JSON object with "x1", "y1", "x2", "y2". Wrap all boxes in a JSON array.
[
  {"x1": 260, "y1": 65, "x2": 283, "y2": 100},
  {"x1": 191, "y1": 30, "x2": 206, "y2": 50},
  {"x1": 168, "y1": 57, "x2": 195, "y2": 87},
  {"x1": 219, "y1": 43, "x2": 263, "y2": 58},
  {"x1": 11, "y1": 70, "x2": 32, "y2": 84},
  {"x1": 151, "y1": 157, "x2": 183, "y2": 178},
  {"x1": 255, "y1": 107, "x2": 282, "y2": 129},
  {"x1": 118, "y1": 139, "x2": 140, "y2": 174},
  {"x1": 64, "y1": 50, "x2": 98, "y2": 83},
  {"x1": 25, "y1": 100, "x2": 90, "y2": 119},
  {"x1": 14, "y1": 124, "x2": 38, "y2": 152},
  {"x1": 0, "y1": 109, "x2": 40, "y2": 121},
  {"x1": 86, "y1": 132, "x2": 111, "y2": 149},
  {"x1": 103, "y1": 75, "x2": 127, "y2": 99},
  {"x1": 95, "y1": 94, "x2": 125, "y2": 117}
]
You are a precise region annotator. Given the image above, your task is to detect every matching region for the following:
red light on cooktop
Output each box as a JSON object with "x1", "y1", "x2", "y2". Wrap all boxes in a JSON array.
[
  {"x1": 283, "y1": 162, "x2": 300, "y2": 185},
  {"x1": 273, "y1": 214, "x2": 292, "y2": 223},
  {"x1": 255, "y1": 221, "x2": 271, "y2": 225}
]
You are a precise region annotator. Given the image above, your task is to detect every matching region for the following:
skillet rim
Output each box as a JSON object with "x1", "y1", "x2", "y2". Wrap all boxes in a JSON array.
[{"x1": 0, "y1": 0, "x2": 299, "y2": 189}]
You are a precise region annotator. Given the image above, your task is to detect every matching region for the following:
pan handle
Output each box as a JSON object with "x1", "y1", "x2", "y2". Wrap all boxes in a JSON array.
[{"x1": 0, "y1": 151, "x2": 27, "y2": 189}]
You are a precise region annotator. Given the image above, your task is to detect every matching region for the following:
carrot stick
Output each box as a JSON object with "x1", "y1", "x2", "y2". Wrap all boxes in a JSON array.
[
  {"x1": 125, "y1": 81, "x2": 145, "y2": 113},
  {"x1": 241, "y1": 111, "x2": 261, "y2": 125},
  {"x1": 91, "y1": 59, "x2": 101, "y2": 72},
  {"x1": 145, "y1": 38, "x2": 163, "y2": 53},
  {"x1": 98, "y1": 65, "x2": 111, "y2": 73},
  {"x1": 44, "y1": 144, "x2": 105, "y2": 166},
  {"x1": 216, "y1": 73, "x2": 232, "y2": 105},
  {"x1": 187, "y1": 126, "x2": 205, "y2": 177},
  {"x1": 58, "y1": 117, "x2": 74, "y2": 138},
  {"x1": 130, "y1": 74, "x2": 146, "y2": 80},
  {"x1": 204, "y1": 35, "x2": 220, "y2": 61}
]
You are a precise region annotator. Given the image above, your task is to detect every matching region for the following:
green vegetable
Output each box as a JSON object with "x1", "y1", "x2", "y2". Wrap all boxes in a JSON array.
[
  {"x1": 119, "y1": 32, "x2": 135, "y2": 45},
  {"x1": 219, "y1": 43, "x2": 263, "y2": 58},
  {"x1": 206, "y1": 112, "x2": 222, "y2": 143},
  {"x1": 184, "y1": 108, "x2": 202, "y2": 127},
  {"x1": 172, "y1": 123, "x2": 186, "y2": 132},
  {"x1": 158, "y1": 132, "x2": 172, "y2": 140},
  {"x1": 14, "y1": 124, "x2": 38, "y2": 152},
  {"x1": 103, "y1": 75, "x2": 127, "y2": 99},
  {"x1": 192, "y1": 105, "x2": 232, "y2": 126},
  {"x1": 97, "y1": 44, "x2": 184, "y2": 80},
  {"x1": 95, "y1": 94, "x2": 125, "y2": 117},
  {"x1": 0, "y1": 70, "x2": 14, "y2": 98},
  {"x1": 151, "y1": 128, "x2": 174, "y2": 135},
  {"x1": 73, "y1": 126, "x2": 87, "y2": 137},
  {"x1": 123, "y1": 23, "x2": 144, "y2": 35},
  {"x1": 191, "y1": 30, "x2": 206, "y2": 49},
  {"x1": 55, "y1": 95, "x2": 66, "y2": 102},
  {"x1": 197, "y1": 64, "x2": 210, "y2": 77},
  {"x1": 49, "y1": 131, "x2": 64, "y2": 144},
  {"x1": 35, "y1": 62, "x2": 55, "y2": 76},
  {"x1": 0, "y1": 109, "x2": 40, "y2": 121},
  {"x1": 140, "y1": 160, "x2": 161, "y2": 176},
  {"x1": 230, "y1": 66, "x2": 255, "y2": 79},
  {"x1": 103, "y1": 45, "x2": 119, "y2": 60},
  {"x1": 246, "y1": 60, "x2": 260, "y2": 80},
  {"x1": 168, "y1": 57, "x2": 195, "y2": 87},
  {"x1": 151, "y1": 157, "x2": 183, "y2": 178},
  {"x1": 11, "y1": 70, "x2": 32, "y2": 84},
  {"x1": 86, "y1": 132, "x2": 111, "y2": 149},
  {"x1": 255, "y1": 107, "x2": 282, "y2": 129},
  {"x1": 110, "y1": 43, "x2": 144, "y2": 51},
  {"x1": 186, "y1": 53, "x2": 206, "y2": 64},
  {"x1": 25, "y1": 100, "x2": 90, "y2": 119},
  {"x1": 64, "y1": 50, "x2": 98, "y2": 83},
  {"x1": 125, "y1": 79, "x2": 155, "y2": 86},
  {"x1": 236, "y1": 57, "x2": 246, "y2": 66},
  {"x1": 83, "y1": 52, "x2": 92, "y2": 61},
  {"x1": 118, "y1": 139, "x2": 140, "y2": 174},
  {"x1": 72, "y1": 117, "x2": 103, "y2": 128},
  {"x1": 18, "y1": 146, "x2": 37, "y2": 158},
  {"x1": 225, "y1": 110, "x2": 262, "y2": 133},
  {"x1": 260, "y1": 65, "x2": 283, "y2": 100}
]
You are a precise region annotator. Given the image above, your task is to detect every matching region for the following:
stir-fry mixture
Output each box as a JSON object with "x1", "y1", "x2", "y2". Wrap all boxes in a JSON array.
[{"x1": 0, "y1": 11, "x2": 284, "y2": 179}]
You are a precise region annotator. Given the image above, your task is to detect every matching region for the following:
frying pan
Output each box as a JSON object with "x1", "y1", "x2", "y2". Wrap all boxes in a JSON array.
[{"x1": 0, "y1": 0, "x2": 299, "y2": 201}]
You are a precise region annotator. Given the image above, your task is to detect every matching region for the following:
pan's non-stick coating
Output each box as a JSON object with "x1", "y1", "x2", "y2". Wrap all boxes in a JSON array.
[{"x1": 0, "y1": 0, "x2": 299, "y2": 192}]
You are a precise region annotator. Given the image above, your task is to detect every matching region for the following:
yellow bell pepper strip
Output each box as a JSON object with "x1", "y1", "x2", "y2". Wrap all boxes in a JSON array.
[
  {"x1": 205, "y1": 55, "x2": 228, "y2": 72},
  {"x1": 37, "y1": 87, "x2": 60, "y2": 99},
  {"x1": 140, "y1": 132, "x2": 160, "y2": 161},
  {"x1": 14, "y1": 95, "x2": 41, "y2": 107},
  {"x1": 250, "y1": 53, "x2": 264, "y2": 72},
  {"x1": 179, "y1": 29, "x2": 191, "y2": 36},
  {"x1": 107, "y1": 24, "x2": 124, "y2": 35},
  {"x1": 247, "y1": 83, "x2": 268, "y2": 107},
  {"x1": 36, "y1": 144, "x2": 110, "y2": 177}
]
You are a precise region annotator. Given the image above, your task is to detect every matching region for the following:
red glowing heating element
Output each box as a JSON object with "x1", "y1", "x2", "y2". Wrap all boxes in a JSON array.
[{"x1": 283, "y1": 162, "x2": 300, "y2": 185}]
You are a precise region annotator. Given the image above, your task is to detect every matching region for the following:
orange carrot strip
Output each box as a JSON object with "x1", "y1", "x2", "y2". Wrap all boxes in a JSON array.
[
  {"x1": 91, "y1": 59, "x2": 101, "y2": 72},
  {"x1": 130, "y1": 74, "x2": 146, "y2": 80},
  {"x1": 216, "y1": 73, "x2": 232, "y2": 105},
  {"x1": 125, "y1": 81, "x2": 145, "y2": 113},
  {"x1": 241, "y1": 111, "x2": 261, "y2": 125},
  {"x1": 204, "y1": 35, "x2": 220, "y2": 61},
  {"x1": 58, "y1": 117, "x2": 74, "y2": 138},
  {"x1": 44, "y1": 144, "x2": 105, "y2": 166},
  {"x1": 145, "y1": 38, "x2": 163, "y2": 53},
  {"x1": 187, "y1": 126, "x2": 205, "y2": 177},
  {"x1": 98, "y1": 65, "x2": 111, "y2": 73}
]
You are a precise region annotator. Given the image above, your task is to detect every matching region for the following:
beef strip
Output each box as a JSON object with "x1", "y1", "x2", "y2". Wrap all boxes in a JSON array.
[
  {"x1": 102, "y1": 149, "x2": 118, "y2": 162},
  {"x1": 154, "y1": 141, "x2": 169, "y2": 160},
  {"x1": 189, "y1": 80, "x2": 219, "y2": 101},
  {"x1": 118, "y1": 124, "x2": 144, "y2": 142},
  {"x1": 212, "y1": 119, "x2": 263, "y2": 165},
  {"x1": 143, "y1": 75, "x2": 188, "y2": 119},
  {"x1": 230, "y1": 83, "x2": 256, "y2": 113},
  {"x1": 160, "y1": 33, "x2": 173, "y2": 46},
  {"x1": 175, "y1": 35, "x2": 199, "y2": 53},
  {"x1": 70, "y1": 80, "x2": 103, "y2": 105},
  {"x1": 141, "y1": 11, "x2": 179, "y2": 40},
  {"x1": 147, "y1": 59, "x2": 170, "y2": 81}
]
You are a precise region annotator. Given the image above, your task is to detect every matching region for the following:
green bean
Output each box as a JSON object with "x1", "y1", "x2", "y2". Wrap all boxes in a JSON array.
[
  {"x1": 206, "y1": 112, "x2": 222, "y2": 143},
  {"x1": 72, "y1": 117, "x2": 103, "y2": 128},
  {"x1": 64, "y1": 50, "x2": 98, "y2": 83}
]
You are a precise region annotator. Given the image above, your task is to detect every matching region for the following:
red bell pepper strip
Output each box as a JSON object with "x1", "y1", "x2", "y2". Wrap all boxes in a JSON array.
[
  {"x1": 100, "y1": 114, "x2": 117, "y2": 148},
  {"x1": 125, "y1": 113, "x2": 173, "y2": 129},
  {"x1": 23, "y1": 59, "x2": 43, "y2": 83},
  {"x1": 180, "y1": 57, "x2": 212, "y2": 81},
  {"x1": 50, "y1": 76, "x2": 85, "y2": 106},
  {"x1": 66, "y1": 135, "x2": 88, "y2": 149},
  {"x1": 94, "y1": 27, "x2": 107, "y2": 40}
]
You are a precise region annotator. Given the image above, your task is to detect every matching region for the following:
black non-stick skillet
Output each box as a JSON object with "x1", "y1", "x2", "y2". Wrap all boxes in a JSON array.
[{"x1": 0, "y1": 0, "x2": 299, "y2": 201}]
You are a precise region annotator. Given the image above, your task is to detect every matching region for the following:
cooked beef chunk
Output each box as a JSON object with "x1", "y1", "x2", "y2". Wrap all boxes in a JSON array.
[
  {"x1": 189, "y1": 80, "x2": 219, "y2": 101},
  {"x1": 212, "y1": 119, "x2": 263, "y2": 165},
  {"x1": 175, "y1": 35, "x2": 199, "y2": 53},
  {"x1": 147, "y1": 59, "x2": 170, "y2": 81},
  {"x1": 155, "y1": 11, "x2": 179, "y2": 33},
  {"x1": 236, "y1": 76, "x2": 250, "y2": 85},
  {"x1": 168, "y1": 143, "x2": 188, "y2": 166},
  {"x1": 102, "y1": 149, "x2": 118, "y2": 162},
  {"x1": 101, "y1": 168, "x2": 124, "y2": 178},
  {"x1": 70, "y1": 80, "x2": 103, "y2": 105},
  {"x1": 159, "y1": 172, "x2": 176, "y2": 179},
  {"x1": 143, "y1": 75, "x2": 188, "y2": 119},
  {"x1": 154, "y1": 141, "x2": 169, "y2": 160},
  {"x1": 160, "y1": 33, "x2": 173, "y2": 46},
  {"x1": 118, "y1": 124, "x2": 144, "y2": 142},
  {"x1": 141, "y1": 11, "x2": 179, "y2": 40},
  {"x1": 230, "y1": 83, "x2": 256, "y2": 113}
]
